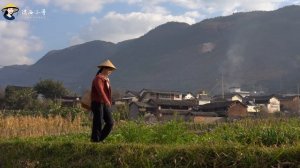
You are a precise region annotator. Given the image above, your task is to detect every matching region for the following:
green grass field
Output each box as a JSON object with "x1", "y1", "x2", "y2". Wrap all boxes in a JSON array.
[{"x1": 1, "y1": 117, "x2": 300, "y2": 167}]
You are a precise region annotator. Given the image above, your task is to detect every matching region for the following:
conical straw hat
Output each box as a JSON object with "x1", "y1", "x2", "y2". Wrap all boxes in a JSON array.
[
  {"x1": 1, "y1": 3, "x2": 19, "y2": 12},
  {"x1": 97, "y1": 59, "x2": 117, "y2": 70}
]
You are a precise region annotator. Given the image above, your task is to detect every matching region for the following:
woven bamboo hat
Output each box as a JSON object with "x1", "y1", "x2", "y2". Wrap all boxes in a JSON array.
[
  {"x1": 97, "y1": 59, "x2": 117, "y2": 70},
  {"x1": 1, "y1": 3, "x2": 19, "y2": 13}
]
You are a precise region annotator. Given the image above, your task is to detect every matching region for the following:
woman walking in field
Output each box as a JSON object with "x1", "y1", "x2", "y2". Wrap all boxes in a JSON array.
[{"x1": 90, "y1": 59, "x2": 116, "y2": 142}]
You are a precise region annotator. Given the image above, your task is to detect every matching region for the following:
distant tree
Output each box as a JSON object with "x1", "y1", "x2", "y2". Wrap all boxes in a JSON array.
[
  {"x1": 34, "y1": 79, "x2": 69, "y2": 100},
  {"x1": 4, "y1": 86, "x2": 37, "y2": 110}
]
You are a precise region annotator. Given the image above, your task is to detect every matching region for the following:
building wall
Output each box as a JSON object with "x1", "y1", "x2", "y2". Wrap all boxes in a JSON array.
[
  {"x1": 156, "y1": 109, "x2": 191, "y2": 122},
  {"x1": 160, "y1": 113, "x2": 190, "y2": 122},
  {"x1": 247, "y1": 105, "x2": 256, "y2": 112},
  {"x1": 174, "y1": 94, "x2": 183, "y2": 100},
  {"x1": 141, "y1": 92, "x2": 182, "y2": 101},
  {"x1": 158, "y1": 93, "x2": 172, "y2": 100},
  {"x1": 132, "y1": 97, "x2": 139, "y2": 102},
  {"x1": 184, "y1": 94, "x2": 194, "y2": 100},
  {"x1": 232, "y1": 95, "x2": 242, "y2": 102},
  {"x1": 247, "y1": 105, "x2": 260, "y2": 113},
  {"x1": 129, "y1": 104, "x2": 140, "y2": 119},
  {"x1": 199, "y1": 100, "x2": 210, "y2": 105},
  {"x1": 267, "y1": 97, "x2": 280, "y2": 113},
  {"x1": 227, "y1": 104, "x2": 248, "y2": 117},
  {"x1": 281, "y1": 97, "x2": 300, "y2": 113}
]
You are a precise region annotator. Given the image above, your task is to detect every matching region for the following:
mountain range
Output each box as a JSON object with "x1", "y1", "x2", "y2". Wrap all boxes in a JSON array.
[{"x1": 1, "y1": 5, "x2": 300, "y2": 95}]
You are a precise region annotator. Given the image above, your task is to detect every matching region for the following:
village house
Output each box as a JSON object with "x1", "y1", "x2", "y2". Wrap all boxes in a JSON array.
[
  {"x1": 122, "y1": 90, "x2": 139, "y2": 103},
  {"x1": 212, "y1": 93, "x2": 243, "y2": 103},
  {"x1": 129, "y1": 101, "x2": 156, "y2": 120},
  {"x1": 190, "y1": 112, "x2": 226, "y2": 123},
  {"x1": 244, "y1": 101, "x2": 263, "y2": 113},
  {"x1": 198, "y1": 95, "x2": 211, "y2": 105},
  {"x1": 183, "y1": 92, "x2": 196, "y2": 100},
  {"x1": 149, "y1": 99, "x2": 197, "y2": 121},
  {"x1": 129, "y1": 99, "x2": 197, "y2": 121},
  {"x1": 138, "y1": 89, "x2": 183, "y2": 102},
  {"x1": 229, "y1": 87, "x2": 250, "y2": 97},
  {"x1": 113, "y1": 90, "x2": 139, "y2": 105},
  {"x1": 279, "y1": 95, "x2": 300, "y2": 113},
  {"x1": 196, "y1": 90, "x2": 211, "y2": 105},
  {"x1": 244, "y1": 95, "x2": 280, "y2": 113},
  {"x1": 193, "y1": 101, "x2": 248, "y2": 119},
  {"x1": 59, "y1": 96, "x2": 81, "y2": 108}
]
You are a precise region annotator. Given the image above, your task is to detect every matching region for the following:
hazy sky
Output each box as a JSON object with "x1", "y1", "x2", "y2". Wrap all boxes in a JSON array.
[{"x1": 0, "y1": 0, "x2": 299, "y2": 67}]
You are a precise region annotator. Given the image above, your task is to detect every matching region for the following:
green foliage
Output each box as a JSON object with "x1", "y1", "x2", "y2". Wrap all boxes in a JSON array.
[
  {"x1": 1, "y1": 141, "x2": 300, "y2": 168},
  {"x1": 2, "y1": 118, "x2": 300, "y2": 167},
  {"x1": 4, "y1": 86, "x2": 38, "y2": 110},
  {"x1": 0, "y1": 100, "x2": 86, "y2": 120},
  {"x1": 34, "y1": 79, "x2": 69, "y2": 100},
  {"x1": 199, "y1": 118, "x2": 300, "y2": 146},
  {"x1": 107, "y1": 120, "x2": 199, "y2": 144},
  {"x1": 112, "y1": 104, "x2": 129, "y2": 122}
]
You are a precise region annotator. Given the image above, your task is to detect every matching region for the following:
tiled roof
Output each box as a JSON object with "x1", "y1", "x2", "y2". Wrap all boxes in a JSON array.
[
  {"x1": 197, "y1": 101, "x2": 247, "y2": 111},
  {"x1": 130, "y1": 101, "x2": 155, "y2": 108},
  {"x1": 148, "y1": 99, "x2": 197, "y2": 107},
  {"x1": 140, "y1": 88, "x2": 182, "y2": 95},
  {"x1": 213, "y1": 93, "x2": 243, "y2": 100},
  {"x1": 244, "y1": 95, "x2": 278, "y2": 104}
]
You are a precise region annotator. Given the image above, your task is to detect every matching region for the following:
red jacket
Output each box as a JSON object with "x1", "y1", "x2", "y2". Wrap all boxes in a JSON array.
[{"x1": 91, "y1": 74, "x2": 112, "y2": 105}]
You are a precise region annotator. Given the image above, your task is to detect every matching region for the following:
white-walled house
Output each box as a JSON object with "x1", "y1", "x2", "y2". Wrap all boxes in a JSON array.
[
  {"x1": 183, "y1": 92, "x2": 196, "y2": 100},
  {"x1": 138, "y1": 89, "x2": 183, "y2": 102},
  {"x1": 267, "y1": 97, "x2": 281, "y2": 113},
  {"x1": 244, "y1": 95, "x2": 280, "y2": 113},
  {"x1": 246, "y1": 101, "x2": 264, "y2": 113},
  {"x1": 198, "y1": 95, "x2": 211, "y2": 105},
  {"x1": 196, "y1": 90, "x2": 211, "y2": 105}
]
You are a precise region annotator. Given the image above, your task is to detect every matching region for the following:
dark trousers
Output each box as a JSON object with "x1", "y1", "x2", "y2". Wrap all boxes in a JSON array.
[{"x1": 91, "y1": 101, "x2": 114, "y2": 142}]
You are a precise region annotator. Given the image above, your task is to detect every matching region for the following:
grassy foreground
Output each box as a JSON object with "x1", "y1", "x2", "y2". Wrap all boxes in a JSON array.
[
  {"x1": 1, "y1": 140, "x2": 300, "y2": 168},
  {"x1": 1, "y1": 117, "x2": 300, "y2": 167}
]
